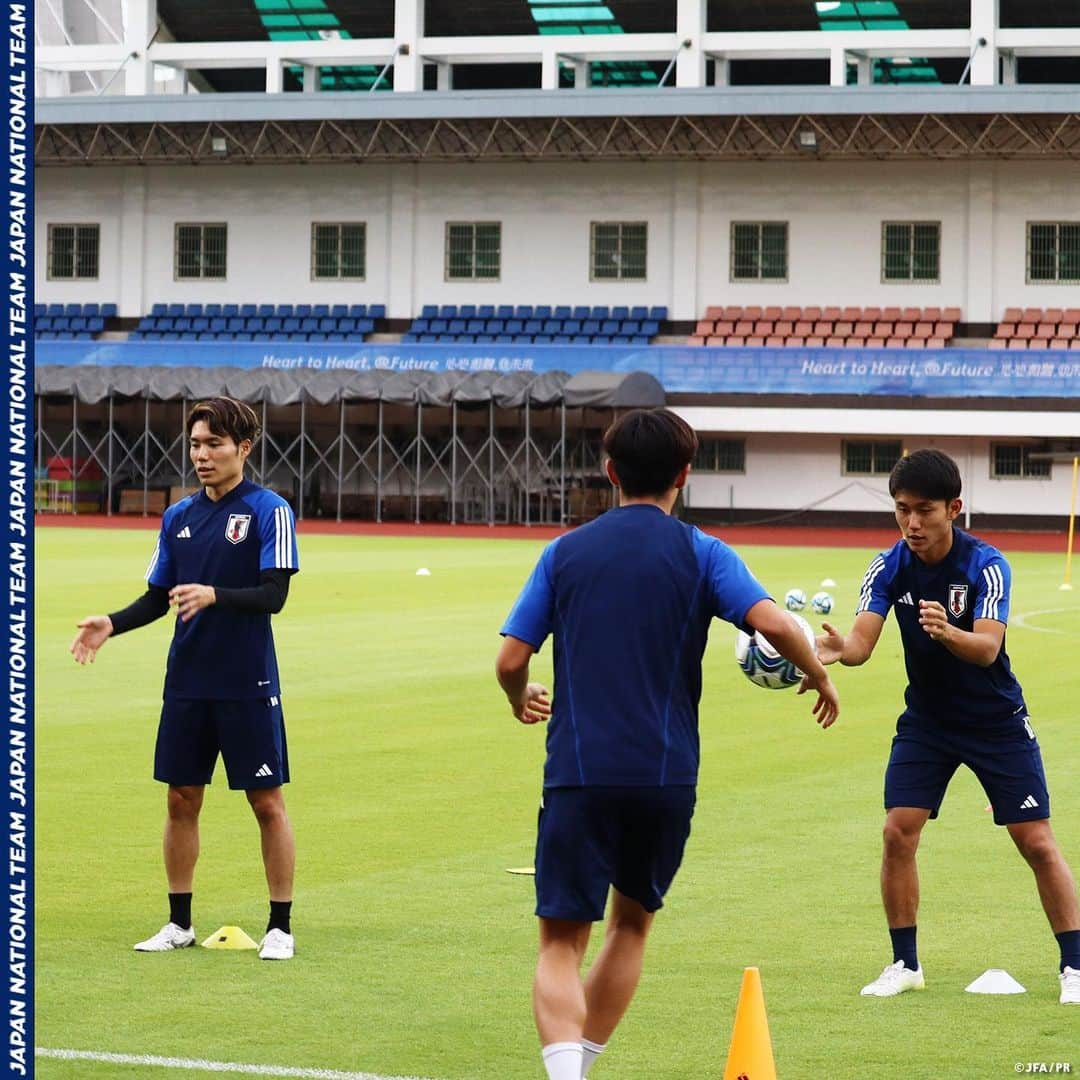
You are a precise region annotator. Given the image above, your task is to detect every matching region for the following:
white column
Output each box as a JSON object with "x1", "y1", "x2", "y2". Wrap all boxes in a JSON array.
[
  {"x1": 302, "y1": 64, "x2": 319, "y2": 92},
  {"x1": 387, "y1": 164, "x2": 418, "y2": 320},
  {"x1": 855, "y1": 54, "x2": 872, "y2": 85},
  {"x1": 969, "y1": 0, "x2": 999, "y2": 86},
  {"x1": 965, "y1": 161, "x2": 996, "y2": 323},
  {"x1": 541, "y1": 49, "x2": 559, "y2": 90},
  {"x1": 1000, "y1": 50, "x2": 1017, "y2": 85},
  {"x1": 435, "y1": 62, "x2": 450, "y2": 91},
  {"x1": 265, "y1": 58, "x2": 283, "y2": 93},
  {"x1": 710, "y1": 56, "x2": 729, "y2": 86},
  {"x1": 670, "y1": 163, "x2": 700, "y2": 322},
  {"x1": 829, "y1": 47, "x2": 846, "y2": 87},
  {"x1": 675, "y1": 0, "x2": 706, "y2": 88},
  {"x1": 572, "y1": 59, "x2": 588, "y2": 88},
  {"x1": 123, "y1": 0, "x2": 154, "y2": 95},
  {"x1": 393, "y1": 0, "x2": 423, "y2": 92},
  {"x1": 118, "y1": 168, "x2": 147, "y2": 318}
]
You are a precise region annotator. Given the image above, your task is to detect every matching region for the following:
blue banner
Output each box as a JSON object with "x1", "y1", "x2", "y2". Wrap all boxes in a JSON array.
[
  {"x1": 36, "y1": 339, "x2": 1080, "y2": 398},
  {"x1": 3, "y1": 1, "x2": 32, "y2": 1076}
]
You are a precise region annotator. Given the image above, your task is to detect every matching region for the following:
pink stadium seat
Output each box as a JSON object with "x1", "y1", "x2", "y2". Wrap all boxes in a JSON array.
[
  {"x1": 714, "y1": 320, "x2": 735, "y2": 336},
  {"x1": 687, "y1": 335, "x2": 706, "y2": 346},
  {"x1": 694, "y1": 320, "x2": 714, "y2": 336},
  {"x1": 873, "y1": 321, "x2": 894, "y2": 337},
  {"x1": 894, "y1": 321, "x2": 914, "y2": 337},
  {"x1": 1035, "y1": 324, "x2": 1055, "y2": 339},
  {"x1": 793, "y1": 320, "x2": 813, "y2": 336},
  {"x1": 927, "y1": 337, "x2": 947, "y2": 349},
  {"x1": 901, "y1": 307, "x2": 922, "y2": 322},
  {"x1": 934, "y1": 322, "x2": 955, "y2": 339},
  {"x1": 705, "y1": 306, "x2": 724, "y2": 320},
  {"x1": 854, "y1": 321, "x2": 873, "y2": 337},
  {"x1": 1001, "y1": 307, "x2": 1022, "y2": 323},
  {"x1": 1042, "y1": 308, "x2": 1063, "y2": 324},
  {"x1": 743, "y1": 306, "x2": 763, "y2": 321},
  {"x1": 841, "y1": 306, "x2": 862, "y2": 321},
  {"x1": 905, "y1": 338, "x2": 926, "y2": 349},
  {"x1": 734, "y1": 320, "x2": 754, "y2": 336},
  {"x1": 1064, "y1": 308, "x2": 1080, "y2": 323},
  {"x1": 822, "y1": 306, "x2": 842, "y2": 321},
  {"x1": 886, "y1": 337, "x2": 905, "y2": 348},
  {"x1": 813, "y1": 320, "x2": 832, "y2": 336},
  {"x1": 765, "y1": 335, "x2": 785, "y2": 347},
  {"x1": 1015, "y1": 323, "x2": 1035, "y2": 340},
  {"x1": 1049, "y1": 339, "x2": 1070, "y2": 351},
  {"x1": 913, "y1": 322, "x2": 933, "y2": 339},
  {"x1": 1007, "y1": 339, "x2": 1028, "y2": 350},
  {"x1": 726, "y1": 336, "x2": 746, "y2": 347},
  {"x1": 803, "y1": 306, "x2": 822, "y2": 321},
  {"x1": 826, "y1": 336, "x2": 845, "y2": 347},
  {"x1": 722, "y1": 306, "x2": 743, "y2": 321},
  {"x1": 774, "y1": 320, "x2": 794, "y2": 336},
  {"x1": 1056, "y1": 323, "x2": 1078, "y2": 338},
  {"x1": 994, "y1": 323, "x2": 1014, "y2": 339},
  {"x1": 781, "y1": 306, "x2": 802, "y2": 321},
  {"x1": 923, "y1": 307, "x2": 942, "y2": 321},
  {"x1": 846, "y1": 337, "x2": 866, "y2": 348},
  {"x1": 1028, "y1": 339, "x2": 1049, "y2": 351},
  {"x1": 746, "y1": 335, "x2": 766, "y2": 347},
  {"x1": 785, "y1": 336, "x2": 805, "y2": 347},
  {"x1": 863, "y1": 306, "x2": 882, "y2": 321},
  {"x1": 882, "y1": 307, "x2": 902, "y2": 322},
  {"x1": 763, "y1": 306, "x2": 783, "y2": 321},
  {"x1": 866, "y1": 337, "x2": 886, "y2": 348},
  {"x1": 753, "y1": 320, "x2": 774, "y2": 335},
  {"x1": 806, "y1": 336, "x2": 825, "y2": 347},
  {"x1": 834, "y1": 321, "x2": 854, "y2": 336},
  {"x1": 1071, "y1": 340, "x2": 1080, "y2": 350},
  {"x1": 942, "y1": 307, "x2": 962, "y2": 322},
  {"x1": 706, "y1": 335, "x2": 726, "y2": 346},
  {"x1": 1021, "y1": 307, "x2": 1042, "y2": 323},
  {"x1": 988, "y1": 339, "x2": 1007, "y2": 350}
]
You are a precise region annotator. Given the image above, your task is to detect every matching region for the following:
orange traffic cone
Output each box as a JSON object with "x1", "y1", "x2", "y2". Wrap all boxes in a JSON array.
[{"x1": 722, "y1": 966, "x2": 777, "y2": 1080}]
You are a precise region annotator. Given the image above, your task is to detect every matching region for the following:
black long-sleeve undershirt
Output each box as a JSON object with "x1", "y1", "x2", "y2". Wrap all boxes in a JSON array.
[{"x1": 108, "y1": 570, "x2": 292, "y2": 635}]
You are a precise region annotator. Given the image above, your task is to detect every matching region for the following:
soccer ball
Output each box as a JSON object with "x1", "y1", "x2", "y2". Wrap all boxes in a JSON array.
[
  {"x1": 734, "y1": 612, "x2": 816, "y2": 690},
  {"x1": 811, "y1": 591, "x2": 834, "y2": 615},
  {"x1": 784, "y1": 588, "x2": 807, "y2": 612}
]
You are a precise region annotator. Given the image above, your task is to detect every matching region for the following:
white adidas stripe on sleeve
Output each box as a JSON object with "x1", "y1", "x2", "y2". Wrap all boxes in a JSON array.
[
  {"x1": 857, "y1": 556, "x2": 886, "y2": 612},
  {"x1": 144, "y1": 538, "x2": 161, "y2": 582},
  {"x1": 979, "y1": 563, "x2": 1005, "y2": 620},
  {"x1": 274, "y1": 504, "x2": 295, "y2": 569}
]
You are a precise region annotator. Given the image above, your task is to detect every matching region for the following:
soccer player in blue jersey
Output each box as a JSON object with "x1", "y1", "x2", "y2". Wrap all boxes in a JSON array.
[
  {"x1": 496, "y1": 409, "x2": 840, "y2": 1080},
  {"x1": 816, "y1": 448, "x2": 1080, "y2": 1004},
  {"x1": 70, "y1": 397, "x2": 300, "y2": 961}
]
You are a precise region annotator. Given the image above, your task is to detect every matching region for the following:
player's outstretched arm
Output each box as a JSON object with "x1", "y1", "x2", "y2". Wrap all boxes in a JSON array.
[
  {"x1": 71, "y1": 584, "x2": 172, "y2": 664},
  {"x1": 496, "y1": 635, "x2": 552, "y2": 725},
  {"x1": 816, "y1": 611, "x2": 884, "y2": 667},
  {"x1": 70, "y1": 616, "x2": 113, "y2": 665},
  {"x1": 746, "y1": 600, "x2": 839, "y2": 728}
]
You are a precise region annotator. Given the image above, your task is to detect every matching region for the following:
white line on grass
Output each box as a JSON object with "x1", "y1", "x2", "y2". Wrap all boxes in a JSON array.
[
  {"x1": 36, "y1": 1048, "x2": 440, "y2": 1080},
  {"x1": 1011, "y1": 608, "x2": 1071, "y2": 635}
]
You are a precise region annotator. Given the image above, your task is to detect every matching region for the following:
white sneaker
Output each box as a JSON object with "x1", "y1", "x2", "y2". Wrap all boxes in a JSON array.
[
  {"x1": 860, "y1": 960, "x2": 925, "y2": 997},
  {"x1": 258, "y1": 928, "x2": 294, "y2": 960},
  {"x1": 1060, "y1": 966, "x2": 1080, "y2": 1004},
  {"x1": 133, "y1": 922, "x2": 196, "y2": 952}
]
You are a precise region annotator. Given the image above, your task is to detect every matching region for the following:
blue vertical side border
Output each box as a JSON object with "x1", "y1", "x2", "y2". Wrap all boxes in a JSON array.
[{"x1": 3, "y1": 0, "x2": 32, "y2": 1076}]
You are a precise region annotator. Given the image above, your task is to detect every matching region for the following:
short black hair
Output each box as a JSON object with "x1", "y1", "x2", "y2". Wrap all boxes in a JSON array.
[
  {"x1": 186, "y1": 396, "x2": 261, "y2": 447},
  {"x1": 602, "y1": 409, "x2": 698, "y2": 498},
  {"x1": 888, "y1": 448, "x2": 961, "y2": 502}
]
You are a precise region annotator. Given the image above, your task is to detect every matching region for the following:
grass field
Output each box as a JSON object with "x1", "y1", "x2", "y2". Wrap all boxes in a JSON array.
[{"x1": 36, "y1": 525, "x2": 1080, "y2": 1080}]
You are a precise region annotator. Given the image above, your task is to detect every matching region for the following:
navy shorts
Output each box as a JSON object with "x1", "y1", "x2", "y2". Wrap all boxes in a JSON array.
[
  {"x1": 154, "y1": 695, "x2": 290, "y2": 791},
  {"x1": 534, "y1": 785, "x2": 696, "y2": 922},
  {"x1": 884, "y1": 714, "x2": 1048, "y2": 826}
]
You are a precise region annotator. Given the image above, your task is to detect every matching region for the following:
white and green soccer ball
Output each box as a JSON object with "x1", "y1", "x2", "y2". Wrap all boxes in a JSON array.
[
  {"x1": 811, "y1": 591, "x2": 834, "y2": 615},
  {"x1": 734, "y1": 612, "x2": 815, "y2": 690},
  {"x1": 784, "y1": 588, "x2": 807, "y2": 612}
]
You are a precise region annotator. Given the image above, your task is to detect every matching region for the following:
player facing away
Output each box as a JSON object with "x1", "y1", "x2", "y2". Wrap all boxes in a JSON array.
[
  {"x1": 70, "y1": 396, "x2": 300, "y2": 961},
  {"x1": 816, "y1": 448, "x2": 1080, "y2": 1004},
  {"x1": 496, "y1": 409, "x2": 840, "y2": 1079}
]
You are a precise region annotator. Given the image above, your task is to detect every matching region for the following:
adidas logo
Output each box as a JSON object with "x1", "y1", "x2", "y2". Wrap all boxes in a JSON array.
[
  {"x1": 255, "y1": 763, "x2": 274, "y2": 779},
  {"x1": 1021, "y1": 794, "x2": 1040, "y2": 810},
  {"x1": 176, "y1": 526, "x2": 192, "y2": 539},
  {"x1": 897, "y1": 592, "x2": 915, "y2": 606}
]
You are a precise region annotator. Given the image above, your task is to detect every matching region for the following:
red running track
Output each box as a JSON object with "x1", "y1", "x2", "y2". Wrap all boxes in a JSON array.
[{"x1": 36, "y1": 513, "x2": 1068, "y2": 553}]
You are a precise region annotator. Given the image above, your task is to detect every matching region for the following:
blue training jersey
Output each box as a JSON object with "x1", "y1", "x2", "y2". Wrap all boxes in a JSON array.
[
  {"x1": 146, "y1": 479, "x2": 299, "y2": 699},
  {"x1": 857, "y1": 529, "x2": 1026, "y2": 732},
  {"x1": 501, "y1": 505, "x2": 770, "y2": 787}
]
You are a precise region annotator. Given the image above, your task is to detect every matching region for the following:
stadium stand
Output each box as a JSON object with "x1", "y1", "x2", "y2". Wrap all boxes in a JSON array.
[
  {"x1": 687, "y1": 305, "x2": 960, "y2": 349},
  {"x1": 402, "y1": 304, "x2": 668, "y2": 346},
  {"x1": 989, "y1": 307, "x2": 1080, "y2": 351},
  {"x1": 34, "y1": 302, "x2": 118, "y2": 340},
  {"x1": 126, "y1": 302, "x2": 388, "y2": 343}
]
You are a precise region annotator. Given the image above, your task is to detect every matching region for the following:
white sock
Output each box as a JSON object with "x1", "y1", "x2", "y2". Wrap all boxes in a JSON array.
[
  {"x1": 541, "y1": 1042, "x2": 583, "y2": 1080},
  {"x1": 581, "y1": 1038, "x2": 606, "y2": 1076}
]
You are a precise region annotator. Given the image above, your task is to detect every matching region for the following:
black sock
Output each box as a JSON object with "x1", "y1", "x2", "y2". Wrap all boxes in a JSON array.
[
  {"x1": 1056, "y1": 929, "x2": 1080, "y2": 972},
  {"x1": 889, "y1": 925, "x2": 918, "y2": 970},
  {"x1": 169, "y1": 892, "x2": 192, "y2": 931},
  {"x1": 268, "y1": 900, "x2": 292, "y2": 935}
]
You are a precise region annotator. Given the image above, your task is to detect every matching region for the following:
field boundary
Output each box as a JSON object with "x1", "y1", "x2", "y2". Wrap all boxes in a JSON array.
[
  {"x1": 35, "y1": 1048, "x2": 438, "y2": 1080},
  {"x1": 35, "y1": 513, "x2": 1069, "y2": 553}
]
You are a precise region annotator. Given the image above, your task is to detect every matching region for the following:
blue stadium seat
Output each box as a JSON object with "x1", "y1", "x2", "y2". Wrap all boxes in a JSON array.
[
  {"x1": 554, "y1": 335, "x2": 572, "y2": 344},
  {"x1": 58, "y1": 331, "x2": 76, "y2": 340},
  {"x1": 369, "y1": 304, "x2": 386, "y2": 320},
  {"x1": 217, "y1": 332, "x2": 235, "y2": 342},
  {"x1": 147, "y1": 331, "x2": 163, "y2": 341},
  {"x1": 276, "y1": 304, "x2": 294, "y2": 317},
  {"x1": 401, "y1": 333, "x2": 418, "y2": 343},
  {"x1": 349, "y1": 304, "x2": 368, "y2": 318},
  {"x1": 71, "y1": 317, "x2": 89, "y2": 332},
  {"x1": 198, "y1": 332, "x2": 216, "y2": 341},
  {"x1": 328, "y1": 333, "x2": 347, "y2": 343},
  {"x1": 168, "y1": 304, "x2": 184, "y2": 318},
  {"x1": 534, "y1": 334, "x2": 553, "y2": 344},
  {"x1": 630, "y1": 306, "x2": 648, "y2": 321},
  {"x1": 641, "y1": 320, "x2": 660, "y2": 336},
  {"x1": 246, "y1": 317, "x2": 264, "y2": 331},
  {"x1": 478, "y1": 305, "x2": 495, "y2": 319},
  {"x1": 496, "y1": 305, "x2": 514, "y2": 320},
  {"x1": 448, "y1": 319, "x2": 466, "y2": 334},
  {"x1": 439, "y1": 305, "x2": 457, "y2": 319},
  {"x1": 601, "y1": 320, "x2": 620, "y2": 335},
  {"x1": 554, "y1": 306, "x2": 571, "y2": 320},
  {"x1": 524, "y1": 320, "x2": 542, "y2": 334},
  {"x1": 486, "y1": 319, "x2": 505, "y2": 333},
  {"x1": 83, "y1": 303, "x2": 100, "y2": 317},
  {"x1": 460, "y1": 305, "x2": 477, "y2": 319},
  {"x1": 591, "y1": 306, "x2": 610, "y2": 320},
  {"x1": 613, "y1": 335, "x2": 631, "y2": 345},
  {"x1": 210, "y1": 318, "x2": 226, "y2": 332},
  {"x1": 319, "y1": 318, "x2": 336, "y2": 332},
  {"x1": 505, "y1": 319, "x2": 524, "y2": 334},
  {"x1": 156, "y1": 318, "x2": 173, "y2": 331},
  {"x1": 563, "y1": 320, "x2": 582, "y2": 334},
  {"x1": 358, "y1": 319, "x2": 375, "y2": 334},
  {"x1": 420, "y1": 334, "x2": 438, "y2": 343},
  {"x1": 179, "y1": 331, "x2": 199, "y2": 341},
  {"x1": 649, "y1": 306, "x2": 668, "y2": 321},
  {"x1": 253, "y1": 332, "x2": 271, "y2": 342},
  {"x1": 186, "y1": 304, "x2": 204, "y2": 317},
  {"x1": 174, "y1": 317, "x2": 192, "y2": 331},
  {"x1": 128, "y1": 331, "x2": 144, "y2": 341},
  {"x1": 65, "y1": 303, "x2": 83, "y2": 316},
  {"x1": 37, "y1": 316, "x2": 53, "y2": 330},
  {"x1": 137, "y1": 316, "x2": 154, "y2": 331},
  {"x1": 420, "y1": 304, "x2": 438, "y2": 319},
  {"x1": 631, "y1": 336, "x2": 650, "y2": 345},
  {"x1": 331, "y1": 304, "x2": 348, "y2": 319},
  {"x1": 151, "y1": 303, "x2": 167, "y2": 317},
  {"x1": 239, "y1": 304, "x2": 256, "y2": 318},
  {"x1": 612, "y1": 306, "x2": 629, "y2": 321},
  {"x1": 466, "y1": 319, "x2": 485, "y2": 334},
  {"x1": 535, "y1": 305, "x2": 552, "y2": 319},
  {"x1": 295, "y1": 304, "x2": 312, "y2": 318},
  {"x1": 300, "y1": 318, "x2": 320, "y2": 332},
  {"x1": 514, "y1": 335, "x2": 533, "y2": 344},
  {"x1": 495, "y1": 334, "x2": 513, "y2": 344},
  {"x1": 226, "y1": 318, "x2": 245, "y2": 332},
  {"x1": 337, "y1": 318, "x2": 356, "y2": 334},
  {"x1": 412, "y1": 318, "x2": 430, "y2": 332},
  {"x1": 283, "y1": 318, "x2": 300, "y2": 332},
  {"x1": 204, "y1": 304, "x2": 221, "y2": 318},
  {"x1": 34, "y1": 304, "x2": 45, "y2": 318},
  {"x1": 477, "y1": 334, "x2": 495, "y2": 344},
  {"x1": 312, "y1": 304, "x2": 330, "y2": 318},
  {"x1": 542, "y1": 320, "x2": 560, "y2": 334},
  {"x1": 457, "y1": 334, "x2": 476, "y2": 344},
  {"x1": 515, "y1": 305, "x2": 534, "y2": 319},
  {"x1": 623, "y1": 321, "x2": 641, "y2": 335},
  {"x1": 223, "y1": 304, "x2": 239, "y2": 318},
  {"x1": 593, "y1": 336, "x2": 612, "y2": 345},
  {"x1": 288, "y1": 333, "x2": 307, "y2": 342},
  {"x1": 101, "y1": 303, "x2": 118, "y2": 319},
  {"x1": 430, "y1": 319, "x2": 448, "y2": 334},
  {"x1": 191, "y1": 318, "x2": 209, "y2": 331},
  {"x1": 265, "y1": 318, "x2": 283, "y2": 332},
  {"x1": 258, "y1": 304, "x2": 275, "y2": 318},
  {"x1": 582, "y1": 320, "x2": 600, "y2": 335},
  {"x1": 235, "y1": 332, "x2": 253, "y2": 341}
]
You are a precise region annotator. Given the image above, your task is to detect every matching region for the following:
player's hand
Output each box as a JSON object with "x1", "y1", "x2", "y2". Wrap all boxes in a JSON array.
[
  {"x1": 511, "y1": 682, "x2": 552, "y2": 725},
  {"x1": 70, "y1": 616, "x2": 113, "y2": 664},
  {"x1": 918, "y1": 600, "x2": 950, "y2": 642},
  {"x1": 169, "y1": 584, "x2": 216, "y2": 623},
  {"x1": 815, "y1": 622, "x2": 845, "y2": 665},
  {"x1": 797, "y1": 672, "x2": 839, "y2": 729}
]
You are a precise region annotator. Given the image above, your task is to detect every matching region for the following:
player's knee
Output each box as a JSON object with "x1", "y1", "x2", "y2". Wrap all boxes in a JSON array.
[
  {"x1": 1014, "y1": 828, "x2": 1058, "y2": 868},
  {"x1": 247, "y1": 789, "x2": 287, "y2": 827},
  {"x1": 882, "y1": 820, "x2": 920, "y2": 858},
  {"x1": 166, "y1": 785, "x2": 203, "y2": 821}
]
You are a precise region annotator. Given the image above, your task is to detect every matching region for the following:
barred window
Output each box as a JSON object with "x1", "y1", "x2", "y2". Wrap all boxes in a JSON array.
[
  {"x1": 445, "y1": 222, "x2": 501, "y2": 281},
  {"x1": 693, "y1": 438, "x2": 746, "y2": 473},
  {"x1": 731, "y1": 222, "x2": 787, "y2": 282},
  {"x1": 47, "y1": 224, "x2": 99, "y2": 280},
  {"x1": 991, "y1": 444, "x2": 1051, "y2": 479},
  {"x1": 1027, "y1": 222, "x2": 1080, "y2": 284},
  {"x1": 311, "y1": 223, "x2": 366, "y2": 280},
  {"x1": 590, "y1": 222, "x2": 647, "y2": 281},
  {"x1": 843, "y1": 440, "x2": 902, "y2": 476},
  {"x1": 882, "y1": 222, "x2": 940, "y2": 282},
  {"x1": 175, "y1": 224, "x2": 227, "y2": 280}
]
